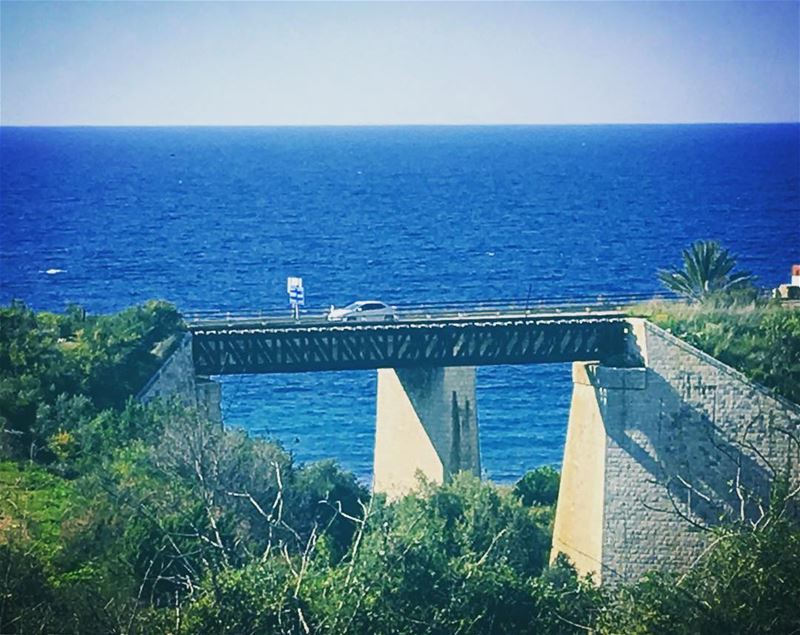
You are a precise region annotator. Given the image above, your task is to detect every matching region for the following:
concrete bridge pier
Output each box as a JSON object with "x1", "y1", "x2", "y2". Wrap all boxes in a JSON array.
[
  {"x1": 373, "y1": 366, "x2": 480, "y2": 498},
  {"x1": 551, "y1": 362, "x2": 645, "y2": 583},
  {"x1": 553, "y1": 359, "x2": 721, "y2": 584}
]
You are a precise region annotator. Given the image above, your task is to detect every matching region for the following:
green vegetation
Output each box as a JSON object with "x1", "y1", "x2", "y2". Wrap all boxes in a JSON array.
[
  {"x1": 642, "y1": 239, "x2": 800, "y2": 404},
  {"x1": 0, "y1": 300, "x2": 184, "y2": 463},
  {"x1": 0, "y1": 460, "x2": 81, "y2": 559},
  {"x1": 598, "y1": 520, "x2": 800, "y2": 634},
  {"x1": 513, "y1": 464, "x2": 559, "y2": 507},
  {"x1": 657, "y1": 239, "x2": 756, "y2": 302},
  {"x1": 1, "y1": 299, "x2": 798, "y2": 633}
]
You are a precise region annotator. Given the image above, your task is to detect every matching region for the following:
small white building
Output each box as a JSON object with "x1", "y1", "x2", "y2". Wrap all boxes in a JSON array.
[{"x1": 775, "y1": 264, "x2": 800, "y2": 300}]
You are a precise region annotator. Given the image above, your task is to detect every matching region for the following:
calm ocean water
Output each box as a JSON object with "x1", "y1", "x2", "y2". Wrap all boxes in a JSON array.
[{"x1": 1, "y1": 125, "x2": 798, "y2": 482}]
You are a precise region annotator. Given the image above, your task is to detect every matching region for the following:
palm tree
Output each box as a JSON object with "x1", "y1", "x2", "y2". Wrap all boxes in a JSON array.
[{"x1": 657, "y1": 240, "x2": 755, "y2": 302}]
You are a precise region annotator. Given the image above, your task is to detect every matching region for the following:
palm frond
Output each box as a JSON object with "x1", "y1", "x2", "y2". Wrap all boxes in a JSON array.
[{"x1": 660, "y1": 240, "x2": 753, "y2": 301}]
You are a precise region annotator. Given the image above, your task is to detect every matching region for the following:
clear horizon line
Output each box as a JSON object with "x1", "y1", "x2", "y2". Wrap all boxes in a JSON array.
[{"x1": 1, "y1": 120, "x2": 799, "y2": 129}]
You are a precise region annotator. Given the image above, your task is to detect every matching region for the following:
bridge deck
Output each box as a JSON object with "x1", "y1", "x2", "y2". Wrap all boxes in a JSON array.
[{"x1": 189, "y1": 310, "x2": 631, "y2": 374}]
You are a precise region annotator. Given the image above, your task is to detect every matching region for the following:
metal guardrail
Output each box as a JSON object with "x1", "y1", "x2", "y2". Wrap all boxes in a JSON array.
[{"x1": 181, "y1": 291, "x2": 679, "y2": 327}]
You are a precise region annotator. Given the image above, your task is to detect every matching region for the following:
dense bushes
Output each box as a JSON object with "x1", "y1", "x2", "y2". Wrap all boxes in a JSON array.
[
  {"x1": 0, "y1": 433, "x2": 560, "y2": 633},
  {"x1": 513, "y1": 464, "x2": 559, "y2": 507},
  {"x1": 597, "y1": 519, "x2": 800, "y2": 634},
  {"x1": 0, "y1": 410, "x2": 373, "y2": 633},
  {"x1": 6, "y1": 415, "x2": 796, "y2": 634},
  {"x1": 0, "y1": 300, "x2": 184, "y2": 461},
  {"x1": 178, "y1": 471, "x2": 560, "y2": 635}
]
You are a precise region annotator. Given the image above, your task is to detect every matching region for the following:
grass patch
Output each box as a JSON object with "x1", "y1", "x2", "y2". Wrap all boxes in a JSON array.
[{"x1": 0, "y1": 460, "x2": 81, "y2": 559}]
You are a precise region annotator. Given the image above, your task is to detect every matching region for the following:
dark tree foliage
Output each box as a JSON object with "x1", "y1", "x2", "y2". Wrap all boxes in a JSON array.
[
  {"x1": 597, "y1": 519, "x2": 800, "y2": 635},
  {"x1": 0, "y1": 300, "x2": 184, "y2": 462},
  {"x1": 286, "y1": 459, "x2": 368, "y2": 563},
  {"x1": 0, "y1": 543, "x2": 57, "y2": 634},
  {"x1": 0, "y1": 301, "x2": 79, "y2": 458},
  {"x1": 514, "y1": 465, "x2": 560, "y2": 507},
  {"x1": 182, "y1": 473, "x2": 562, "y2": 635}
]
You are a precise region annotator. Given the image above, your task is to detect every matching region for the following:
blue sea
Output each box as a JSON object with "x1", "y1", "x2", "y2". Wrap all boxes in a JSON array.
[{"x1": 1, "y1": 125, "x2": 798, "y2": 483}]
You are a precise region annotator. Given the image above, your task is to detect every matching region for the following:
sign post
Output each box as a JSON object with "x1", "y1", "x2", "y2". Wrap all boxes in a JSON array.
[{"x1": 287, "y1": 276, "x2": 304, "y2": 320}]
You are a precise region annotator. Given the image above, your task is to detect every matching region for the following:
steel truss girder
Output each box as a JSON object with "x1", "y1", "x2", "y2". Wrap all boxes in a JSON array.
[{"x1": 190, "y1": 318, "x2": 629, "y2": 375}]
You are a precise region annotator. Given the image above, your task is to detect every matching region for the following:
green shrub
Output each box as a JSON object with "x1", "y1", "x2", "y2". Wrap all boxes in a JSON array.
[
  {"x1": 514, "y1": 466, "x2": 560, "y2": 507},
  {"x1": 598, "y1": 519, "x2": 800, "y2": 634},
  {"x1": 0, "y1": 300, "x2": 184, "y2": 463}
]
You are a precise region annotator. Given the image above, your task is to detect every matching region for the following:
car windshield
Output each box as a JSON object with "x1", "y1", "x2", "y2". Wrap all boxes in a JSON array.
[{"x1": 343, "y1": 302, "x2": 363, "y2": 310}]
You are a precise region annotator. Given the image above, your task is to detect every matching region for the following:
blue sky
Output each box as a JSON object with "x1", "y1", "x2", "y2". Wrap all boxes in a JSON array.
[{"x1": 1, "y1": 1, "x2": 798, "y2": 125}]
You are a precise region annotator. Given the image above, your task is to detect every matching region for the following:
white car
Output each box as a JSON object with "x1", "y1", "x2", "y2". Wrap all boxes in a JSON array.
[{"x1": 327, "y1": 300, "x2": 397, "y2": 322}]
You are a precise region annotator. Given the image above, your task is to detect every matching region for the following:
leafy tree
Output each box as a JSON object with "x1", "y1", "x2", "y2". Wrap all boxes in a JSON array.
[
  {"x1": 0, "y1": 300, "x2": 183, "y2": 462},
  {"x1": 657, "y1": 240, "x2": 755, "y2": 302},
  {"x1": 183, "y1": 558, "x2": 307, "y2": 634},
  {"x1": 527, "y1": 556, "x2": 603, "y2": 634},
  {"x1": 514, "y1": 465, "x2": 560, "y2": 507},
  {"x1": 69, "y1": 300, "x2": 184, "y2": 409},
  {"x1": 0, "y1": 302, "x2": 79, "y2": 458},
  {"x1": 286, "y1": 459, "x2": 368, "y2": 564},
  {"x1": 304, "y1": 473, "x2": 554, "y2": 634}
]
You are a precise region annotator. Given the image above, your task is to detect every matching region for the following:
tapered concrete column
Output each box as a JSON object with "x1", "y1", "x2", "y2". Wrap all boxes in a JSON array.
[
  {"x1": 373, "y1": 366, "x2": 480, "y2": 498},
  {"x1": 550, "y1": 362, "x2": 609, "y2": 582},
  {"x1": 552, "y1": 362, "x2": 655, "y2": 584}
]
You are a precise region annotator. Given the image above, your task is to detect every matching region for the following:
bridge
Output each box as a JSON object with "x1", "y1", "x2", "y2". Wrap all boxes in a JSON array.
[
  {"x1": 188, "y1": 312, "x2": 631, "y2": 375},
  {"x1": 182, "y1": 299, "x2": 645, "y2": 509},
  {"x1": 184, "y1": 295, "x2": 660, "y2": 375},
  {"x1": 139, "y1": 293, "x2": 800, "y2": 584}
]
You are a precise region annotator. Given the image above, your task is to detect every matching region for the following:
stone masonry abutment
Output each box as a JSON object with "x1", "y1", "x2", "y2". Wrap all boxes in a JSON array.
[
  {"x1": 552, "y1": 318, "x2": 800, "y2": 584},
  {"x1": 137, "y1": 333, "x2": 222, "y2": 424}
]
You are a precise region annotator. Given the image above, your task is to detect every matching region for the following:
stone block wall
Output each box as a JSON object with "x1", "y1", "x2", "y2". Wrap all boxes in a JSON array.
[
  {"x1": 553, "y1": 318, "x2": 800, "y2": 584},
  {"x1": 627, "y1": 319, "x2": 800, "y2": 523},
  {"x1": 137, "y1": 333, "x2": 222, "y2": 424},
  {"x1": 137, "y1": 333, "x2": 197, "y2": 405}
]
